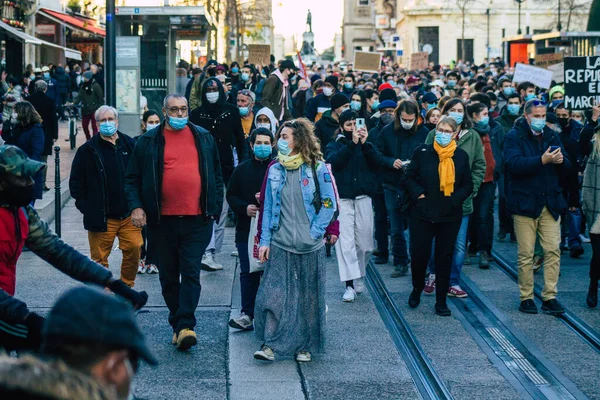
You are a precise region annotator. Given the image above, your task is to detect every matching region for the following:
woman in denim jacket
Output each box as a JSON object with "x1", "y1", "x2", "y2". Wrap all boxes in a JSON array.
[{"x1": 254, "y1": 118, "x2": 337, "y2": 363}]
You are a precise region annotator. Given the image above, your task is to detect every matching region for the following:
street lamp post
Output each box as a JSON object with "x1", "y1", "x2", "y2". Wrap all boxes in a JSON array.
[
  {"x1": 105, "y1": 0, "x2": 116, "y2": 107},
  {"x1": 515, "y1": 0, "x2": 525, "y2": 35},
  {"x1": 557, "y1": 0, "x2": 562, "y2": 31}
]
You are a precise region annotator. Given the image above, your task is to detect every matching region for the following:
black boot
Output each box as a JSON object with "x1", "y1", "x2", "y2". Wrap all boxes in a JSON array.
[
  {"x1": 408, "y1": 288, "x2": 421, "y2": 308},
  {"x1": 587, "y1": 281, "x2": 598, "y2": 308},
  {"x1": 435, "y1": 303, "x2": 451, "y2": 316}
]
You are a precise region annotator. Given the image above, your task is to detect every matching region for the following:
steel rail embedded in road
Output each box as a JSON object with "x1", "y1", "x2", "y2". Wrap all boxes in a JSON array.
[
  {"x1": 365, "y1": 261, "x2": 453, "y2": 400},
  {"x1": 491, "y1": 250, "x2": 600, "y2": 355}
]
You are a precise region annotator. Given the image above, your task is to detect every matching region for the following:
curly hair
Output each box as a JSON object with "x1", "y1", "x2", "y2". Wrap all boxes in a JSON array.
[{"x1": 276, "y1": 118, "x2": 323, "y2": 165}]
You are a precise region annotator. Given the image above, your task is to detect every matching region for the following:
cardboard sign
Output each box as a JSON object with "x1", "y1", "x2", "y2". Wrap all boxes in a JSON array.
[
  {"x1": 248, "y1": 45, "x2": 271, "y2": 66},
  {"x1": 409, "y1": 52, "x2": 429, "y2": 70},
  {"x1": 535, "y1": 53, "x2": 563, "y2": 69},
  {"x1": 564, "y1": 56, "x2": 600, "y2": 110},
  {"x1": 548, "y1": 62, "x2": 564, "y2": 84},
  {"x1": 512, "y1": 63, "x2": 553, "y2": 90},
  {"x1": 353, "y1": 51, "x2": 382, "y2": 73}
]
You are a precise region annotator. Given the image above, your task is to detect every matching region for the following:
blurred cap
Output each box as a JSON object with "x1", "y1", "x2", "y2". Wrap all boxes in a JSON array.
[{"x1": 0, "y1": 145, "x2": 46, "y2": 178}]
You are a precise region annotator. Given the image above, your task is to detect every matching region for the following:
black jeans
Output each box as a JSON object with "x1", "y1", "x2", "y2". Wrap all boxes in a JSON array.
[
  {"x1": 409, "y1": 217, "x2": 461, "y2": 306},
  {"x1": 150, "y1": 216, "x2": 213, "y2": 333},
  {"x1": 497, "y1": 174, "x2": 513, "y2": 235},
  {"x1": 141, "y1": 226, "x2": 157, "y2": 265},
  {"x1": 590, "y1": 234, "x2": 600, "y2": 283},
  {"x1": 384, "y1": 189, "x2": 410, "y2": 266},
  {"x1": 469, "y1": 181, "x2": 496, "y2": 253},
  {"x1": 236, "y1": 241, "x2": 262, "y2": 318},
  {"x1": 372, "y1": 189, "x2": 389, "y2": 257}
]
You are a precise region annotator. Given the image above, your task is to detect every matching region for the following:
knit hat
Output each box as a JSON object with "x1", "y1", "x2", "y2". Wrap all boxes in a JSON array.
[
  {"x1": 325, "y1": 75, "x2": 339, "y2": 88},
  {"x1": 83, "y1": 71, "x2": 93, "y2": 80},
  {"x1": 330, "y1": 93, "x2": 349, "y2": 111},
  {"x1": 546, "y1": 112, "x2": 559, "y2": 125},
  {"x1": 549, "y1": 85, "x2": 565, "y2": 99},
  {"x1": 378, "y1": 100, "x2": 397, "y2": 110},
  {"x1": 378, "y1": 82, "x2": 393, "y2": 92},
  {"x1": 339, "y1": 109, "x2": 358, "y2": 127},
  {"x1": 310, "y1": 74, "x2": 321, "y2": 84},
  {"x1": 422, "y1": 92, "x2": 438, "y2": 104},
  {"x1": 379, "y1": 88, "x2": 397, "y2": 102}
]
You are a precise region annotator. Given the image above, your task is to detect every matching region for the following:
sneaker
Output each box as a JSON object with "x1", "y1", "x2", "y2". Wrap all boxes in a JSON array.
[
  {"x1": 342, "y1": 286, "x2": 356, "y2": 302},
  {"x1": 43, "y1": 185, "x2": 50, "y2": 192},
  {"x1": 479, "y1": 251, "x2": 490, "y2": 269},
  {"x1": 408, "y1": 288, "x2": 421, "y2": 308},
  {"x1": 354, "y1": 277, "x2": 365, "y2": 294},
  {"x1": 533, "y1": 256, "x2": 544, "y2": 273},
  {"x1": 229, "y1": 314, "x2": 254, "y2": 331},
  {"x1": 519, "y1": 299, "x2": 538, "y2": 314},
  {"x1": 423, "y1": 274, "x2": 436, "y2": 295},
  {"x1": 176, "y1": 328, "x2": 197, "y2": 350},
  {"x1": 254, "y1": 345, "x2": 275, "y2": 361},
  {"x1": 541, "y1": 299, "x2": 565, "y2": 315},
  {"x1": 569, "y1": 246, "x2": 584, "y2": 258},
  {"x1": 374, "y1": 255, "x2": 389, "y2": 264},
  {"x1": 579, "y1": 234, "x2": 591, "y2": 244},
  {"x1": 296, "y1": 351, "x2": 311, "y2": 362},
  {"x1": 435, "y1": 303, "x2": 451, "y2": 316},
  {"x1": 201, "y1": 252, "x2": 223, "y2": 272},
  {"x1": 391, "y1": 264, "x2": 408, "y2": 278},
  {"x1": 231, "y1": 250, "x2": 239, "y2": 257},
  {"x1": 448, "y1": 285, "x2": 468, "y2": 298},
  {"x1": 137, "y1": 260, "x2": 147, "y2": 274},
  {"x1": 147, "y1": 264, "x2": 159, "y2": 274}
]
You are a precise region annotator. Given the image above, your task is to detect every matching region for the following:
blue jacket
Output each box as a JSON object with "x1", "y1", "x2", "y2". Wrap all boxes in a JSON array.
[
  {"x1": 44, "y1": 77, "x2": 60, "y2": 105},
  {"x1": 260, "y1": 161, "x2": 337, "y2": 247},
  {"x1": 15, "y1": 123, "x2": 45, "y2": 199},
  {"x1": 504, "y1": 118, "x2": 571, "y2": 220}
]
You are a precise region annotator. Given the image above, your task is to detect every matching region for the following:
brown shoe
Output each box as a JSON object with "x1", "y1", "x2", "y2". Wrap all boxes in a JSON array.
[
  {"x1": 176, "y1": 328, "x2": 197, "y2": 350},
  {"x1": 172, "y1": 332, "x2": 177, "y2": 345}
]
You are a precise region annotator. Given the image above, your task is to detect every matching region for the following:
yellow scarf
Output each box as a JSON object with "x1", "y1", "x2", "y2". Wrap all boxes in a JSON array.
[
  {"x1": 433, "y1": 140, "x2": 457, "y2": 196},
  {"x1": 278, "y1": 153, "x2": 305, "y2": 170}
]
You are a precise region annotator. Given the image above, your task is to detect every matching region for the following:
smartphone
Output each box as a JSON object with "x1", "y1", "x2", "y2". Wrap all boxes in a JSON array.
[
  {"x1": 550, "y1": 145, "x2": 560, "y2": 152},
  {"x1": 402, "y1": 160, "x2": 411, "y2": 166},
  {"x1": 356, "y1": 118, "x2": 365, "y2": 130},
  {"x1": 225, "y1": 77, "x2": 232, "y2": 84}
]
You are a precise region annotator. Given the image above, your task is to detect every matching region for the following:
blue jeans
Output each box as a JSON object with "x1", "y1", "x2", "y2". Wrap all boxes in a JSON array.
[
  {"x1": 384, "y1": 189, "x2": 410, "y2": 266},
  {"x1": 566, "y1": 208, "x2": 583, "y2": 249},
  {"x1": 428, "y1": 215, "x2": 469, "y2": 286},
  {"x1": 236, "y1": 242, "x2": 262, "y2": 319}
]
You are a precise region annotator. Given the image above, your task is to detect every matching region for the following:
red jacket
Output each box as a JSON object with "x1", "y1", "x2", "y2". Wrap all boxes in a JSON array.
[{"x1": 0, "y1": 207, "x2": 28, "y2": 296}]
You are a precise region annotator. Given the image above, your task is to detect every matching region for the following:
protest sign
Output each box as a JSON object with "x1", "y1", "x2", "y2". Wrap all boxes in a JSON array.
[
  {"x1": 409, "y1": 52, "x2": 429, "y2": 70},
  {"x1": 353, "y1": 51, "x2": 382, "y2": 72},
  {"x1": 548, "y1": 62, "x2": 564, "y2": 84},
  {"x1": 512, "y1": 63, "x2": 553, "y2": 90},
  {"x1": 535, "y1": 53, "x2": 563, "y2": 69},
  {"x1": 564, "y1": 56, "x2": 600, "y2": 110},
  {"x1": 248, "y1": 45, "x2": 271, "y2": 66}
]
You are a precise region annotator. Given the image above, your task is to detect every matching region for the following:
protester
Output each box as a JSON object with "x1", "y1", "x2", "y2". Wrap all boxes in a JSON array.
[
  {"x1": 306, "y1": 75, "x2": 338, "y2": 122},
  {"x1": 403, "y1": 116, "x2": 473, "y2": 316},
  {"x1": 315, "y1": 93, "x2": 349, "y2": 149},
  {"x1": 504, "y1": 99, "x2": 570, "y2": 315},
  {"x1": 41, "y1": 66, "x2": 60, "y2": 106},
  {"x1": 1, "y1": 75, "x2": 22, "y2": 141},
  {"x1": 73, "y1": 71, "x2": 104, "y2": 140},
  {"x1": 254, "y1": 118, "x2": 337, "y2": 363},
  {"x1": 238, "y1": 89, "x2": 257, "y2": 138},
  {"x1": 0, "y1": 145, "x2": 147, "y2": 353},
  {"x1": 424, "y1": 107, "x2": 441, "y2": 131},
  {"x1": 176, "y1": 66, "x2": 190, "y2": 97},
  {"x1": 125, "y1": 93, "x2": 223, "y2": 350},
  {"x1": 261, "y1": 59, "x2": 297, "y2": 123}
]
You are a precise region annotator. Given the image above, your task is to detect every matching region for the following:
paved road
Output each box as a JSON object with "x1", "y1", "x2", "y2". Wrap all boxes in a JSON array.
[{"x1": 15, "y1": 199, "x2": 600, "y2": 399}]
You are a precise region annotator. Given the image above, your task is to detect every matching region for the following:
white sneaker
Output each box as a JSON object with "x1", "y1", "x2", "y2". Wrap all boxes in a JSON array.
[
  {"x1": 137, "y1": 260, "x2": 147, "y2": 274},
  {"x1": 201, "y1": 252, "x2": 223, "y2": 271},
  {"x1": 580, "y1": 234, "x2": 591, "y2": 244},
  {"x1": 254, "y1": 345, "x2": 275, "y2": 361},
  {"x1": 147, "y1": 264, "x2": 159, "y2": 274},
  {"x1": 342, "y1": 287, "x2": 356, "y2": 302},
  {"x1": 231, "y1": 250, "x2": 239, "y2": 257},
  {"x1": 354, "y1": 277, "x2": 365, "y2": 294},
  {"x1": 296, "y1": 351, "x2": 312, "y2": 362},
  {"x1": 229, "y1": 313, "x2": 253, "y2": 330}
]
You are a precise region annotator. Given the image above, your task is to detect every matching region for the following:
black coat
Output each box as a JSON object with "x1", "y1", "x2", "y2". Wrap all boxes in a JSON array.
[
  {"x1": 69, "y1": 132, "x2": 136, "y2": 232},
  {"x1": 226, "y1": 156, "x2": 272, "y2": 243},
  {"x1": 53, "y1": 67, "x2": 71, "y2": 95},
  {"x1": 325, "y1": 131, "x2": 379, "y2": 199},
  {"x1": 27, "y1": 91, "x2": 58, "y2": 155},
  {"x1": 14, "y1": 123, "x2": 44, "y2": 199},
  {"x1": 402, "y1": 144, "x2": 473, "y2": 223},
  {"x1": 314, "y1": 110, "x2": 339, "y2": 149},
  {"x1": 124, "y1": 122, "x2": 224, "y2": 226}
]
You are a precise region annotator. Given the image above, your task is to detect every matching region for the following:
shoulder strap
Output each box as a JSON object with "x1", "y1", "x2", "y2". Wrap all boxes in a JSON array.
[{"x1": 312, "y1": 161, "x2": 322, "y2": 214}]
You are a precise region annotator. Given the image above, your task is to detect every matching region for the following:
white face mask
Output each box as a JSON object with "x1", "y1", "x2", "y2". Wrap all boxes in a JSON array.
[
  {"x1": 146, "y1": 122, "x2": 160, "y2": 131},
  {"x1": 257, "y1": 122, "x2": 271, "y2": 130},
  {"x1": 206, "y1": 92, "x2": 219, "y2": 104},
  {"x1": 323, "y1": 87, "x2": 334, "y2": 97},
  {"x1": 400, "y1": 119, "x2": 415, "y2": 130}
]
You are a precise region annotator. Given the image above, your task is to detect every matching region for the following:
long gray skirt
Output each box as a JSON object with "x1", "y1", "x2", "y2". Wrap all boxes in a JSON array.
[{"x1": 254, "y1": 245, "x2": 326, "y2": 356}]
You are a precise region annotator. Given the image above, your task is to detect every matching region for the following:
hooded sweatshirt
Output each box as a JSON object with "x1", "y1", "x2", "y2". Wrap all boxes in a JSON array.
[{"x1": 254, "y1": 107, "x2": 278, "y2": 134}]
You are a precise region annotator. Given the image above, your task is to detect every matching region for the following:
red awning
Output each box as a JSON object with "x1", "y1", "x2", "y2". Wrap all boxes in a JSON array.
[{"x1": 38, "y1": 8, "x2": 105, "y2": 37}]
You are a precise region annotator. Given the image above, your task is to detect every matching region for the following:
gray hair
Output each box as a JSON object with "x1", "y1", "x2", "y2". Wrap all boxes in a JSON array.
[
  {"x1": 437, "y1": 116, "x2": 459, "y2": 132},
  {"x1": 35, "y1": 80, "x2": 48, "y2": 92},
  {"x1": 95, "y1": 105, "x2": 118, "y2": 121},
  {"x1": 524, "y1": 99, "x2": 546, "y2": 115},
  {"x1": 163, "y1": 93, "x2": 187, "y2": 108}
]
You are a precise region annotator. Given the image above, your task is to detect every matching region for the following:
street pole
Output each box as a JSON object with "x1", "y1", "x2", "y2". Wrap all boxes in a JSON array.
[
  {"x1": 105, "y1": 0, "x2": 116, "y2": 107},
  {"x1": 486, "y1": 8, "x2": 490, "y2": 61},
  {"x1": 557, "y1": 0, "x2": 562, "y2": 31},
  {"x1": 516, "y1": 0, "x2": 523, "y2": 35}
]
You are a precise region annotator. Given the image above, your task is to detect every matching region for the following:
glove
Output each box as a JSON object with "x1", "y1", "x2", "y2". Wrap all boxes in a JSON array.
[
  {"x1": 109, "y1": 280, "x2": 148, "y2": 311},
  {"x1": 24, "y1": 312, "x2": 45, "y2": 349}
]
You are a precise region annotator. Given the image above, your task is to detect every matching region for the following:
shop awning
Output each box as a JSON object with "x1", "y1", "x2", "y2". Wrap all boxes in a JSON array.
[
  {"x1": 0, "y1": 21, "x2": 42, "y2": 44},
  {"x1": 38, "y1": 8, "x2": 105, "y2": 37},
  {"x1": 40, "y1": 40, "x2": 83, "y2": 61}
]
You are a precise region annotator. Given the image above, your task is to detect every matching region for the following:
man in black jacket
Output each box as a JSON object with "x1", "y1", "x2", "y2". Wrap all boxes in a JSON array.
[
  {"x1": 70, "y1": 105, "x2": 142, "y2": 290},
  {"x1": 190, "y1": 78, "x2": 246, "y2": 271},
  {"x1": 125, "y1": 93, "x2": 224, "y2": 350},
  {"x1": 226, "y1": 127, "x2": 274, "y2": 331}
]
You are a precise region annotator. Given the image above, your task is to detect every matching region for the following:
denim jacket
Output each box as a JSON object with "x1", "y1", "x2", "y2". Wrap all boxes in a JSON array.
[{"x1": 260, "y1": 161, "x2": 337, "y2": 247}]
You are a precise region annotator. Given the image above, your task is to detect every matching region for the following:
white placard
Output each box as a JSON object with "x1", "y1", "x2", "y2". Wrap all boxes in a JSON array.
[
  {"x1": 547, "y1": 62, "x2": 564, "y2": 84},
  {"x1": 512, "y1": 63, "x2": 553, "y2": 90}
]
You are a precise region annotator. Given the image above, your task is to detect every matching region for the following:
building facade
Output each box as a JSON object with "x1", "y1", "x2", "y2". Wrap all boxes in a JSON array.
[{"x1": 342, "y1": 0, "x2": 377, "y2": 61}]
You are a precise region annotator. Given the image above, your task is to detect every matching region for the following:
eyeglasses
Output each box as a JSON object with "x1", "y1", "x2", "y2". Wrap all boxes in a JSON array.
[
  {"x1": 527, "y1": 99, "x2": 547, "y2": 107},
  {"x1": 282, "y1": 120, "x2": 299, "y2": 129},
  {"x1": 239, "y1": 89, "x2": 253, "y2": 96},
  {"x1": 167, "y1": 107, "x2": 188, "y2": 115}
]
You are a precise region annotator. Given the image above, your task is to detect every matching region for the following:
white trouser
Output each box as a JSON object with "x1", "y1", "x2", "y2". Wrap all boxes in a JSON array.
[
  {"x1": 206, "y1": 184, "x2": 229, "y2": 255},
  {"x1": 335, "y1": 196, "x2": 374, "y2": 282}
]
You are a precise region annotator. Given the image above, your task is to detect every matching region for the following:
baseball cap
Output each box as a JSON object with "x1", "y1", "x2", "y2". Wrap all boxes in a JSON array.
[
  {"x1": 280, "y1": 59, "x2": 298, "y2": 71},
  {"x1": 407, "y1": 76, "x2": 419, "y2": 85},
  {"x1": 378, "y1": 100, "x2": 398, "y2": 110},
  {"x1": 43, "y1": 286, "x2": 158, "y2": 366},
  {"x1": 0, "y1": 145, "x2": 46, "y2": 178},
  {"x1": 422, "y1": 92, "x2": 438, "y2": 104},
  {"x1": 378, "y1": 82, "x2": 393, "y2": 92},
  {"x1": 33, "y1": 67, "x2": 42, "y2": 73},
  {"x1": 41, "y1": 66, "x2": 50, "y2": 72}
]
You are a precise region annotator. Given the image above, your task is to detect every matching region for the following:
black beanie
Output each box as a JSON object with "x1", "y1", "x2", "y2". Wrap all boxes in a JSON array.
[
  {"x1": 379, "y1": 88, "x2": 397, "y2": 102},
  {"x1": 325, "y1": 75, "x2": 339, "y2": 88},
  {"x1": 330, "y1": 93, "x2": 349, "y2": 111},
  {"x1": 339, "y1": 109, "x2": 358, "y2": 127}
]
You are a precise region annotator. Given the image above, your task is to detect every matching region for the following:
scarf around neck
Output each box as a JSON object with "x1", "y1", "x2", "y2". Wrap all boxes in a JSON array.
[
  {"x1": 433, "y1": 139, "x2": 457, "y2": 196},
  {"x1": 278, "y1": 153, "x2": 304, "y2": 170}
]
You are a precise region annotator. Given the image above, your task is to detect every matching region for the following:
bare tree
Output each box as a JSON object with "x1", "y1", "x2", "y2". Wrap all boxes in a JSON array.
[
  {"x1": 546, "y1": 0, "x2": 592, "y2": 31},
  {"x1": 454, "y1": 0, "x2": 477, "y2": 62}
]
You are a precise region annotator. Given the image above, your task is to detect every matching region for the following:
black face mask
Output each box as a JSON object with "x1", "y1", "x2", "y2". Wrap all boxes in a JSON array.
[
  {"x1": 1, "y1": 184, "x2": 35, "y2": 207},
  {"x1": 558, "y1": 117, "x2": 570, "y2": 129},
  {"x1": 380, "y1": 113, "x2": 394, "y2": 126}
]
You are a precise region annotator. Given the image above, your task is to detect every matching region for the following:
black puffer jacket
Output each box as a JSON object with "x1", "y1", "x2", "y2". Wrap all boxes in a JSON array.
[
  {"x1": 189, "y1": 77, "x2": 246, "y2": 184},
  {"x1": 325, "y1": 130, "x2": 379, "y2": 199},
  {"x1": 124, "y1": 122, "x2": 224, "y2": 226},
  {"x1": 314, "y1": 110, "x2": 339, "y2": 149}
]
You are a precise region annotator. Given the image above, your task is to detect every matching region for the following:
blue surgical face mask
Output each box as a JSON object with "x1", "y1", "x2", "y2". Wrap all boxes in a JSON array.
[
  {"x1": 241, "y1": 72, "x2": 250, "y2": 81},
  {"x1": 357, "y1": 84, "x2": 365, "y2": 90},
  {"x1": 525, "y1": 93, "x2": 537, "y2": 102},
  {"x1": 372, "y1": 100, "x2": 380, "y2": 110},
  {"x1": 530, "y1": 117, "x2": 546, "y2": 133},
  {"x1": 507, "y1": 104, "x2": 520, "y2": 116},
  {"x1": 344, "y1": 82, "x2": 354, "y2": 90},
  {"x1": 239, "y1": 106, "x2": 249, "y2": 117},
  {"x1": 43, "y1": 72, "x2": 50, "y2": 79},
  {"x1": 551, "y1": 99, "x2": 563, "y2": 108},
  {"x1": 448, "y1": 111, "x2": 464, "y2": 125},
  {"x1": 350, "y1": 101, "x2": 361, "y2": 111},
  {"x1": 447, "y1": 80, "x2": 457, "y2": 88},
  {"x1": 231, "y1": 67, "x2": 239, "y2": 74},
  {"x1": 29, "y1": 74, "x2": 35, "y2": 80},
  {"x1": 253, "y1": 143, "x2": 271, "y2": 159},
  {"x1": 435, "y1": 131, "x2": 453, "y2": 147},
  {"x1": 168, "y1": 116, "x2": 188, "y2": 130},
  {"x1": 277, "y1": 138, "x2": 292, "y2": 156},
  {"x1": 427, "y1": 103, "x2": 437, "y2": 110},
  {"x1": 503, "y1": 87, "x2": 516, "y2": 96},
  {"x1": 476, "y1": 116, "x2": 490, "y2": 127},
  {"x1": 99, "y1": 121, "x2": 117, "y2": 136}
]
